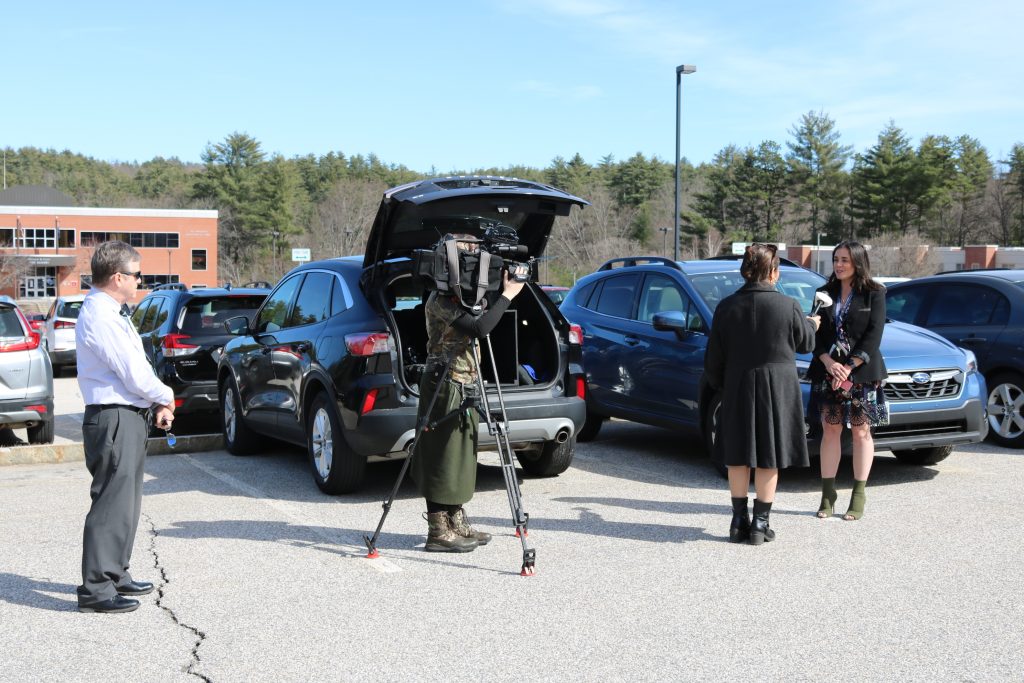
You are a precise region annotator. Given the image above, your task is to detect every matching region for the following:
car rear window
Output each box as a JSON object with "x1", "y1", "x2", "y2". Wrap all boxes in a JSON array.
[
  {"x1": 58, "y1": 300, "x2": 83, "y2": 318},
  {"x1": 0, "y1": 308, "x2": 26, "y2": 337},
  {"x1": 180, "y1": 296, "x2": 266, "y2": 334}
]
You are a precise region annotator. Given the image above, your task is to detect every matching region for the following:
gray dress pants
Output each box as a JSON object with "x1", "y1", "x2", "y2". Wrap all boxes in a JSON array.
[{"x1": 77, "y1": 405, "x2": 148, "y2": 605}]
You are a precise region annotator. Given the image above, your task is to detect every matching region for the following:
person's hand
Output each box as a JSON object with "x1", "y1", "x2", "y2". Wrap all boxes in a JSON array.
[
  {"x1": 501, "y1": 270, "x2": 525, "y2": 300},
  {"x1": 154, "y1": 405, "x2": 174, "y2": 430},
  {"x1": 807, "y1": 315, "x2": 821, "y2": 330},
  {"x1": 828, "y1": 360, "x2": 850, "y2": 382}
]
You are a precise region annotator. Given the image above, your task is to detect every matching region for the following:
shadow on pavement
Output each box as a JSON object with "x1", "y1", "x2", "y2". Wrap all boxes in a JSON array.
[{"x1": 0, "y1": 573, "x2": 78, "y2": 612}]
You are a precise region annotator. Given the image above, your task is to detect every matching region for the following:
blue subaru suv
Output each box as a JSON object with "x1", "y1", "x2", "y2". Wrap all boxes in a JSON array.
[{"x1": 561, "y1": 256, "x2": 988, "y2": 467}]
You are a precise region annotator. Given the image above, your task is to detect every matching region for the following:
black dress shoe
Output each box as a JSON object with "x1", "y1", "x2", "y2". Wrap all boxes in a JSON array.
[
  {"x1": 116, "y1": 580, "x2": 155, "y2": 596},
  {"x1": 78, "y1": 595, "x2": 140, "y2": 613}
]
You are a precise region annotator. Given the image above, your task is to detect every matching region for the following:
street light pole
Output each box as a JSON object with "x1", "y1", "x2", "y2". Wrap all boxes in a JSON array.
[
  {"x1": 674, "y1": 64, "x2": 697, "y2": 262},
  {"x1": 658, "y1": 227, "x2": 670, "y2": 257}
]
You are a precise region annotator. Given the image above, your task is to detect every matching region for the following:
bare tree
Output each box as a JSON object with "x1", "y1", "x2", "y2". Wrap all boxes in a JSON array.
[
  {"x1": 867, "y1": 232, "x2": 940, "y2": 278},
  {"x1": 307, "y1": 179, "x2": 385, "y2": 259},
  {"x1": 548, "y1": 182, "x2": 642, "y2": 281},
  {"x1": 0, "y1": 254, "x2": 31, "y2": 297}
]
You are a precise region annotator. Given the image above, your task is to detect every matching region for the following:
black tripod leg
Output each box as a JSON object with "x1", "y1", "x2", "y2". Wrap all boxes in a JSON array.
[
  {"x1": 363, "y1": 359, "x2": 455, "y2": 558},
  {"x1": 477, "y1": 335, "x2": 535, "y2": 575}
]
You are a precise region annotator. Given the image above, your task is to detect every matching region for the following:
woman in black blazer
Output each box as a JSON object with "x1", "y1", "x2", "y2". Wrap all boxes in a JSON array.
[
  {"x1": 705, "y1": 244, "x2": 820, "y2": 544},
  {"x1": 807, "y1": 241, "x2": 887, "y2": 520}
]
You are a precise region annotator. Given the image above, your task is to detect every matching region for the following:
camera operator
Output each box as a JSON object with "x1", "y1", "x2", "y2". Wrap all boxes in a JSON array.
[{"x1": 411, "y1": 235, "x2": 526, "y2": 552}]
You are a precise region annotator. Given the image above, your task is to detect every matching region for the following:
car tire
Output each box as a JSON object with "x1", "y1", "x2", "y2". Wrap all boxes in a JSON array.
[
  {"x1": 516, "y1": 435, "x2": 575, "y2": 477},
  {"x1": 576, "y1": 408, "x2": 604, "y2": 442},
  {"x1": 703, "y1": 393, "x2": 728, "y2": 478},
  {"x1": 222, "y1": 379, "x2": 259, "y2": 455},
  {"x1": 892, "y1": 445, "x2": 953, "y2": 466},
  {"x1": 27, "y1": 418, "x2": 55, "y2": 445},
  {"x1": 307, "y1": 392, "x2": 365, "y2": 494},
  {"x1": 986, "y1": 371, "x2": 1024, "y2": 449}
]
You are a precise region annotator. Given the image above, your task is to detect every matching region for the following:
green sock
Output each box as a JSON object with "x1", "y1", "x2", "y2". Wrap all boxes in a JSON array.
[
  {"x1": 818, "y1": 477, "x2": 837, "y2": 516},
  {"x1": 845, "y1": 480, "x2": 867, "y2": 520}
]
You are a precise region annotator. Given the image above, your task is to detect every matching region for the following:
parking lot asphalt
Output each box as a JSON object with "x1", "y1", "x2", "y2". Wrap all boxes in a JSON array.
[{"x1": 2, "y1": 420, "x2": 1022, "y2": 681}]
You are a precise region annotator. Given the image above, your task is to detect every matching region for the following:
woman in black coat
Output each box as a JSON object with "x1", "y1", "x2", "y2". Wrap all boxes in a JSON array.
[
  {"x1": 807, "y1": 241, "x2": 887, "y2": 521},
  {"x1": 704, "y1": 244, "x2": 819, "y2": 545}
]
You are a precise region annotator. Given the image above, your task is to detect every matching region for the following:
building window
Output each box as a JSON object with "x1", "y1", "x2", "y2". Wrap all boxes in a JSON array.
[
  {"x1": 19, "y1": 228, "x2": 57, "y2": 249},
  {"x1": 82, "y1": 231, "x2": 179, "y2": 248},
  {"x1": 141, "y1": 274, "x2": 180, "y2": 290},
  {"x1": 81, "y1": 274, "x2": 93, "y2": 290},
  {"x1": 59, "y1": 229, "x2": 76, "y2": 248},
  {"x1": 192, "y1": 249, "x2": 207, "y2": 270},
  {"x1": 0, "y1": 228, "x2": 13, "y2": 247}
]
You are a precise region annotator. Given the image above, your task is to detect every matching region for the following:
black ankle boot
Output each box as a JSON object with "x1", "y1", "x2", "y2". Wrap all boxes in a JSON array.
[
  {"x1": 729, "y1": 497, "x2": 750, "y2": 543},
  {"x1": 749, "y1": 499, "x2": 776, "y2": 545}
]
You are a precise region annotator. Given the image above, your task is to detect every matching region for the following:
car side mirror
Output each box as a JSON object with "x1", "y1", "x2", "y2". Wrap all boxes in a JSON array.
[
  {"x1": 652, "y1": 311, "x2": 688, "y2": 338},
  {"x1": 224, "y1": 315, "x2": 251, "y2": 336}
]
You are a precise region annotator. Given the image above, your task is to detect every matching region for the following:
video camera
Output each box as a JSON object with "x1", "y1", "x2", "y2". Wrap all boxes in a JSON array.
[{"x1": 411, "y1": 219, "x2": 534, "y2": 311}]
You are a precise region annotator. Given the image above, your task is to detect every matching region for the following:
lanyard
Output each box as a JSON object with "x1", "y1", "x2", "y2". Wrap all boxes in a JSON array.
[{"x1": 836, "y1": 290, "x2": 854, "y2": 346}]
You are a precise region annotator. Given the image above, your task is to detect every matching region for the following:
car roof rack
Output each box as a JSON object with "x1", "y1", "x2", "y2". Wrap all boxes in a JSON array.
[
  {"x1": 597, "y1": 256, "x2": 684, "y2": 272},
  {"x1": 150, "y1": 282, "x2": 188, "y2": 292},
  {"x1": 704, "y1": 254, "x2": 803, "y2": 268}
]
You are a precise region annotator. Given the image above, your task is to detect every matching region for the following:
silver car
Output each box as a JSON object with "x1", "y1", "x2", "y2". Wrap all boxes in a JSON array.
[
  {"x1": 0, "y1": 300, "x2": 55, "y2": 443},
  {"x1": 43, "y1": 294, "x2": 85, "y2": 375}
]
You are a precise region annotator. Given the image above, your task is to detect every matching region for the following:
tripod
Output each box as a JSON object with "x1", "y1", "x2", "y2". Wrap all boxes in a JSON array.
[{"x1": 363, "y1": 335, "x2": 536, "y2": 576}]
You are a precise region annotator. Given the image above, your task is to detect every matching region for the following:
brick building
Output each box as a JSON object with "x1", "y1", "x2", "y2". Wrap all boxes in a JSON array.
[{"x1": 0, "y1": 186, "x2": 218, "y2": 306}]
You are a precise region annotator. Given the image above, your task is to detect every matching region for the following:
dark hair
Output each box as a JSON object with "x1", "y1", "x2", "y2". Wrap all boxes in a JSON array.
[
  {"x1": 740, "y1": 243, "x2": 779, "y2": 283},
  {"x1": 827, "y1": 240, "x2": 882, "y2": 292},
  {"x1": 91, "y1": 241, "x2": 141, "y2": 287}
]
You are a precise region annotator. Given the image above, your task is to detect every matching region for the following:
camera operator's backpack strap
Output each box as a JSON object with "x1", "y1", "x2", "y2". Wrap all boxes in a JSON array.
[{"x1": 473, "y1": 249, "x2": 492, "y2": 308}]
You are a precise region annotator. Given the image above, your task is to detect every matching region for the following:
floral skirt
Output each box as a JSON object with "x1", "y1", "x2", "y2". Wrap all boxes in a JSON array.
[{"x1": 811, "y1": 380, "x2": 888, "y2": 428}]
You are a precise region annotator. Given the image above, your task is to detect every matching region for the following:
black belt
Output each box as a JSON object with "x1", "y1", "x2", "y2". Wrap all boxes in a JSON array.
[{"x1": 87, "y1": 404, "x2": 149, "y2": 416}]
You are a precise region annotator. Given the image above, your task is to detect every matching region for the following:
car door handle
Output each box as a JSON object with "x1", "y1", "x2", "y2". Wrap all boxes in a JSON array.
[
  {"x1": 958, "y1": 337, "x2": 986, "y2": 344},
  {"x1": 623, "y1": 335, "x2": 641, "y2": 346}
]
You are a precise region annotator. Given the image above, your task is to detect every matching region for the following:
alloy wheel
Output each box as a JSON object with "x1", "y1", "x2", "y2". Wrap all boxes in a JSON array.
[
  {"x1": 223, "y1": 388, "x2": 236, "y2": 443},
  {"x1": 311, "y1": 408, "x2": 333, "y2": 479},
  {"x1": 988, "y1": 381, "x2": 1024, "y2": 441}
]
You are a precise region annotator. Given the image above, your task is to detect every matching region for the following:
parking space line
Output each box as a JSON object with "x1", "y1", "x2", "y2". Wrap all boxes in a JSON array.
[{"x1": 176, "y1": 453, "x2": 403, "y2": 574}]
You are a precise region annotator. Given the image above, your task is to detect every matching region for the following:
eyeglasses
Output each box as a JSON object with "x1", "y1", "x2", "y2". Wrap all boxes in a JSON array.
[{"x1": 119, "y1": 271, "x2": 143, "y2": 281}]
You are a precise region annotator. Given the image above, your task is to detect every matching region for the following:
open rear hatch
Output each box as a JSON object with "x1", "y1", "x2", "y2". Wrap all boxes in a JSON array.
[{"x1": 360, "y1": 176, "x2": 588, "y2": 394}]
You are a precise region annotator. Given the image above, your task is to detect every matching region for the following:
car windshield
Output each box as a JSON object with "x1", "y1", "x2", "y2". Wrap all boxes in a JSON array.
[
  {"x1": 545, "y1": 289, "x2": 568, "y2": 304},
  {"x1": 689, "y1": 268, "x2": 826, "y2": 314},
  {"x1": 180, "y1": 296, "x2": 267, "y2": 334},
  {"x1": 58, "y1": 300, "x2": 83, "y2": 318}
]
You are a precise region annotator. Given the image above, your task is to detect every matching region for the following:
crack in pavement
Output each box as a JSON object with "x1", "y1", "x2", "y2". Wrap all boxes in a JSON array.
[{"x1": 143, "y1": 513, "x2": 212, "y2": 683}]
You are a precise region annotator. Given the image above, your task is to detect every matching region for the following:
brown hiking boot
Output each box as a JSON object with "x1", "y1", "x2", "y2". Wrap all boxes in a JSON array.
[
  {"x1": 449, "y1": 508, "x2": 492, "y2": 546},
  {"x1": 424, "y1": 512, "x2": 478, "y2": 553}
]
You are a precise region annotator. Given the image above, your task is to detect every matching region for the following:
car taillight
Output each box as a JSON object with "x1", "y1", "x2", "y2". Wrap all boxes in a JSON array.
[
  {"x1": 1, "y1": 310, "x2": 42, "y2": 352},
  {"x1": 360, "y1": 388, "x2": 379, "y2": 415},
  {"x1": 568, "y1": 324, "x2": 583, "y2": 346},
  {"x1": 24, "y1": 404, "x2": 48, "y2": 414},
  {"x1": 162, "y1": 333, "x2": 199, "y2": 357},
  {"x1": 575, "y1": 376, "x2": 586, "y2": 399},
  {"x1": 54, "y1": 320, "x2": 76, "y2": 329},
  {"x1": 345, "y1": 332, "x2": 392, "y2": 357},
  {"x1": 28, "y1": 320, "x2": 45, "y2": 332}
]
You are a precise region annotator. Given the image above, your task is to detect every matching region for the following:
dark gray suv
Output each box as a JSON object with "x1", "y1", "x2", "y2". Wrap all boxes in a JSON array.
[{"x1": 218, "y1": 176, "x2": 589, "y2": 493}]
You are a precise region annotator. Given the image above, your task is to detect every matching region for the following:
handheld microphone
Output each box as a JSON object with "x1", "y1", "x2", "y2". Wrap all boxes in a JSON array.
[{"x1": 810, "y1": 291, "x2": 833, "y2": 316}]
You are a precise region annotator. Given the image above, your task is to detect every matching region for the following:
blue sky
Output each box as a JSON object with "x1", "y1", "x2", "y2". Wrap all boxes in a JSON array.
[{"x1": 5, "y1": 1, "x2": 1022, "y2": 172}]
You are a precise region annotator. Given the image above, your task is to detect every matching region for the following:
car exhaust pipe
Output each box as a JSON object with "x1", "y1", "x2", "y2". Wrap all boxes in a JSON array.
[{"x1": 555, "y1": 428, "x2": 570, "y2": 444}]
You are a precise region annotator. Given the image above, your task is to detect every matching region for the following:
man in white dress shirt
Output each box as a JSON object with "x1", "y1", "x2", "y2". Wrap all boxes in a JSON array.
[{"x1": 75, "y1": 241, "x2": 176, "y2": 614}]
